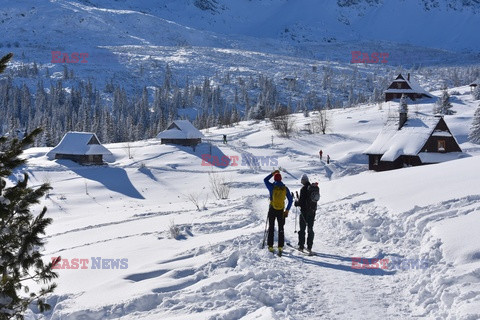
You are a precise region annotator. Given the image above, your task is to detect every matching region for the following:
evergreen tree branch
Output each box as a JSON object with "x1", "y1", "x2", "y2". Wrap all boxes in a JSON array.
[{"x1": 0, "y1": 52, "x2": 13, "y2": 74}]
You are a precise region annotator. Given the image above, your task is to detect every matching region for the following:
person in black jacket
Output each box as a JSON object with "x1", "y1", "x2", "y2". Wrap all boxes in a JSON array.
[{"x1": 294, "y1": 174, "x2": 317, "y2": 252}]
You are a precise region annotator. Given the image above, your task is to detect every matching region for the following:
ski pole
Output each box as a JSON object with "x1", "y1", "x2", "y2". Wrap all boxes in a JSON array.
[
  {"x1": 292, "y1": 192, "x2": 298, "y2": 233},
  {"x1": 261, "y1": 212, "x2": 269, "y2": 249},
  {"x1": 294, "y1": 205, "x2": 298, "y2": 233}
]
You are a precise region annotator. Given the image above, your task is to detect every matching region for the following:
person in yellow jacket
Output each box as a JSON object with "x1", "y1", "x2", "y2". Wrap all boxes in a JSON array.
[{"x1": 264, "y1": 170, "x2": 293, "y2": 254}]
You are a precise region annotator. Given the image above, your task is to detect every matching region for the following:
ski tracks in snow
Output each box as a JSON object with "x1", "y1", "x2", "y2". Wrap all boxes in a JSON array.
[
  {"x1": 314, "y1": 193, "x2": 480, "y2": 319},
  {"x1": 38, "y1": 177, "x2": 480, "y2": 319}
]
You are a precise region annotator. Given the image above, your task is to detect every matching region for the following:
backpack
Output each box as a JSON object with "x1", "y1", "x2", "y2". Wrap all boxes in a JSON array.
[
  {"x1": 271, "y1": 185, "x2": 287, "y2": 210},
  {"x1": 307, "y1": 183, "x2": 320, "y2": 205}
]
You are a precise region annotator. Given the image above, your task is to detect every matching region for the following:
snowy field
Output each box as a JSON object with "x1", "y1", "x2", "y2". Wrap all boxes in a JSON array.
[{"x1": 18, "y1": 86, "x2": 480, "y2": 319}]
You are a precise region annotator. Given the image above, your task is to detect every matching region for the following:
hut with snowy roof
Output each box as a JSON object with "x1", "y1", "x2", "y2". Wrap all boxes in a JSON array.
[
  {"x1": 364, "y1": 111, "x2": 463, "y2": 171},
  {"x1": 384, "y1": 73, "x2": 434, "y2": 102},
  {"x1": 156, "y1": 120, "x2": 204, "y2": 146},
  {"x1": 46, "y1": 132, "x2": 113, "y2": 165},
  {"x1": 469, "y1": 79, "x2": 479, "y2": 90}
]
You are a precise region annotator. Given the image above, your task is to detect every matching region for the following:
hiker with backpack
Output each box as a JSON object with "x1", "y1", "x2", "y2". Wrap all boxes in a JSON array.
[
  {"x1": 294, "y1": 174, "x2": 319, "y2": 253},
  {"x1": 264, "y1": 170, "x2": 293, "y2": 255}
]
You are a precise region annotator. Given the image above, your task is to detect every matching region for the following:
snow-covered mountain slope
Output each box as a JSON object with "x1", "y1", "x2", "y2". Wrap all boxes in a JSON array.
[
  {"x1": 1, "y1": 0, "x2": 479, "y2": 93},
  {"x1": 148, "y1": 0, "x2": 480, "y2": 52},
  {"x1": 20, "y1": 85, "x2": 480, "y2": 319},
  {"x1": 25, "y1": 0, "x2": 480, "y2": 52}
]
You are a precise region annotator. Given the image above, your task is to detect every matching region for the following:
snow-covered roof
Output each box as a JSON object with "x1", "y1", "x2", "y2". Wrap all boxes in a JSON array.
[
  {"x1": 432, "y1": 130, "x2": 452, "y2": 137},
  {"x1": 156, "y1": 120, "x2": 204, "y2": 140},
  {"x1": 364, "y1": 117, "x2": 441, "y2": 162},
  {"x1": 46, "y1": 132, "x2": 112, "y2": 158},
  {"x1": 385, "y1": 74, "x2": 433, "y2": 98},
  {"x1": 418, "y1": 152, "x2": 468, "y2": 164}
]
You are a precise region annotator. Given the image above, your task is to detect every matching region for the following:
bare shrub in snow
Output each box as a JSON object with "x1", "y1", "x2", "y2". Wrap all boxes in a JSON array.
[
  {"x1": 271, "y1": 112, "x2": 296, "y2": 138},
  {"x1": 123, "y1": 142, "x2": 134, "y2": 159},
  {"x1": 184, "y1": 192, "x2": 209, "y2": 211},
  {"x1": 201, "y1": 194, "x2": 209, "y2": 210},
  {"x1": 311, "y1": 109, "x2": 329, "y2": 134},
  {"x1": 209, "y1": 172, "x2": 231, "y2": 200},
  {"x1": 169, "y1": 220, "x2": 181, "y2": 240},
  {"x1": 185, "y1": 192, "x2": 201, "y2": 210}
]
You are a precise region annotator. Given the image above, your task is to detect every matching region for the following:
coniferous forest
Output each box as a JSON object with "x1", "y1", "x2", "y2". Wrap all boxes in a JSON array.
[{"x1": 1, "y1": 60, "x2": 479, "y2": 146}]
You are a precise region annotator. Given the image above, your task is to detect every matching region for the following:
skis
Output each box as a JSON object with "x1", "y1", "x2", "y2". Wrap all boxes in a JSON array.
[
  {"x1": 286, "y1": 242, "x2": 316, "y2": 256},
  {"x1": 274, "y1": 249, "x2": 284, "y2": 257},
  {"x1": 266, "y1": 244, "x2": 316, "y2": 257},
  {"x1": 267, "y1": 248, "x2": 284, "y2": 257}
]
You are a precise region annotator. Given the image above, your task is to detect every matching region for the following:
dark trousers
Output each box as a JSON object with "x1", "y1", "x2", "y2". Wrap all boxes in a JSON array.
[
  {"x1": 267, "y1": 206, "x2": 285, "y2": 248},
  {"x1": 298, "y1": 212, "x2": 315, "y2": 249}
]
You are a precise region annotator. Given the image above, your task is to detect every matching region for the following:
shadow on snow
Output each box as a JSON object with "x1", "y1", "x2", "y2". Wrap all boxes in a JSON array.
[
  {"x1": 176, "y1": 142, "x2": 232, "y2": 169},
  {"x1": 58, "y1": 160, "x2": 145, "y2": 199},
  {"x1": 286, "y1": 251, "x2": 396, "y2": 276}
]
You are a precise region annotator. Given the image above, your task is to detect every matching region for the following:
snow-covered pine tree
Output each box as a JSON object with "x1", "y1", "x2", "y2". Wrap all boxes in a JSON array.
[
  {"x1": 0, "y1": 52, "x2": 58, "y2": 319},
  {"x1": 0, "y1": 129, "x2": 59, "y2": 319},
  {"x1": 0, "y1": 52, "x2": 13, "y2": 74},
  {"x1": 473, "y1": 85, "x2": 480, "y2": 100},
  {"x1": 194, "y1": 0, "x2": 218, "y2": 12},
  {"x1": 399, "y1": 94, "x2": 408, "y2": 114},
  {"x1": 322, "y1": 64, "x2": 332, "y2": 91},
  {"x1": 62, "y1": 65, "x2": 69, "y2": 80},
  {"x1": 303, "y1": 106, "x2": 309, "y2": 118},
  {"x1": 469, "y1": 105, "x2": 480, "y2": 144},
  {"x1": 325, "y1": 94, "x2": 332, "y2": 110},
  {"x1": 347, "y1": 86, "x2": 354, "y2": 108},
  {"x1": 222, "y1": 107, "x2": 232, "y2": 127},
  {"x1": 434, "y1": 87, "x2": 454, "y2": 115},
  {"x1": 230, "y1": 107, "x2": 240, "y2": 126},
  {"x1": 248, "y1": 102, "x2": 266, "y2": 120}
]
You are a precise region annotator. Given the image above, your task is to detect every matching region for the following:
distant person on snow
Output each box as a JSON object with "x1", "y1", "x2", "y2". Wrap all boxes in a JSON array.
[
  {"x1": 264, "y1": 170, "x2": 293, "y2": 254},
  {"x1": 294, "y1": 174, "x2": 319, "y2": 253},
  {"x1": 319, "y1": 149, "x2": 323, "y2": 160},
  {"x1": 223, "y1": 134, "x2": 227, "y2": 144},
  {"x1": 327, "y1": 155, "x2": 330, "y2": 164}
]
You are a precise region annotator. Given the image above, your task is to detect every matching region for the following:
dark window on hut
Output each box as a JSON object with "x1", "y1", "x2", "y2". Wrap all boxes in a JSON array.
[
  {"x1": 438, "y1": 140, "x2": 446, "y2": 152},
  {"x1": 374, "y1": 156, "x2": 379, "y2": 165}
]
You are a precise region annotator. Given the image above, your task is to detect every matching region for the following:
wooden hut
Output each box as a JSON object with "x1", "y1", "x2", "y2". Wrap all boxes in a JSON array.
[
  {"x1": 384, "y1": 73, "x2": 434, "y2": 102},
  {"x1": 46, "y1": 132, "x2": 113, "y2": 165},
  {"x1": 157, "y1": 120, "x2": 204, "y2": 146},
  {"x1": 365, "y1": 113, "x2": 464, "y2": 171},
  {"x1": 470, "y1": 79, "x2": 479, "y2": 90}
]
